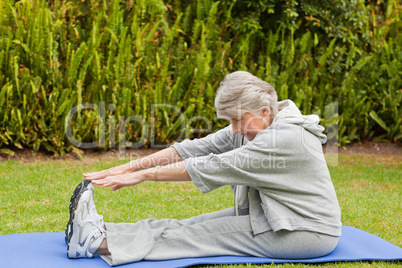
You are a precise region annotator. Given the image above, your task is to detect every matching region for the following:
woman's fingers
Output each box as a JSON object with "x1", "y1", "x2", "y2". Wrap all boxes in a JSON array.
[
  {"x1": 84, "y1": 168, "x2": 119, "y2": 180},
  {"x1": 90, "y1": 178, "x2": 118, "y2": 189},
  {"x1": 83, "y1": 170, "x2": 110, "y2": 180},
  {"x1": 83, "y1": 163, "x2": 132, "y2": 180},
  {"x1": 112, "y1": 185, "x2": 123, "y2": 191},
  {"x1": 88, "y1": 176, "x2": 115, "y2": 186},
  {"x1": 87, "y1": 173, "x2": 141, "y2": 190}
]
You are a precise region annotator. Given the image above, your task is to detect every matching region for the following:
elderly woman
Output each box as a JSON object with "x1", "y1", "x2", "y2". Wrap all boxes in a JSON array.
[{"x1": 65, "y1": 71, "x2": 342, "y2": 266}]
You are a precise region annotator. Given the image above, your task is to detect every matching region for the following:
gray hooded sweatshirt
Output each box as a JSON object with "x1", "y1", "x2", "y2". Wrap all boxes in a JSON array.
[{"x1": 171, "y1": 100, "x2": 342, "y2": 237}]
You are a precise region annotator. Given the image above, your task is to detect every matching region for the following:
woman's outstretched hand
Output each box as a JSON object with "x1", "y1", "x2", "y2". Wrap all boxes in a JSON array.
[
  {"x1": 83, "y1": 161, "x2": 144, "y2": 191},
  {"x1": 85, "y1": 171, "x2": 146, "y2": 191},
  {"x1": 83, "y1": 149, "x2": 190, "y2": 191},
  {"x1": 83, "y1": 162, "x2": 136, "y2": 179}
]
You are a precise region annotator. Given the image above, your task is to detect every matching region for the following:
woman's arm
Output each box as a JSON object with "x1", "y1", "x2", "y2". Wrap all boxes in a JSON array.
[
  {"x1": 83, "y1": 125, "x2": 235, "y2": 190},
  {"x1": 171, "y1": 125, "x2": 235, "y2": 159},
  {"x1": 87, "y1": 161, "x2": 191, "y2": 191},
  {"x1": 130, "y1": 147, "x2": 183, "y2": 170},
  {"x1": 84, "y1": 125, "x2": 234, "y2": 182},
  {"x1": 83, "y1": 147, "x2": 183, "y2": 180}
]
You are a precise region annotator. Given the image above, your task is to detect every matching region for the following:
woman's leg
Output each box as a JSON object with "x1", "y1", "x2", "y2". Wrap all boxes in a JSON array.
[
  {"x1": 100, "y1": 212, "x2": 339, "y2": 266},
  {"x1": 103, "y1": 207, "x2": 235, "y2": 234},
  {"x1": 96, "y1": 239, "x2": 110, "y2": 255},
  {"x1": 95, "y1": 208, "x2": 235, "y2": 256}
]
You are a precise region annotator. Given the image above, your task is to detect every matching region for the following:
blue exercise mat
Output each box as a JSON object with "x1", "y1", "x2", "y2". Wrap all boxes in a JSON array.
[{"x1": 1, "y1": 226, "x2": 401, "y2": 268}]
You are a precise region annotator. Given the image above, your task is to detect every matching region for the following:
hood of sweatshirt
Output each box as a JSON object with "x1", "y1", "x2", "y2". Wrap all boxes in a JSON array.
[{"x1": 271, "y1": 99, "x2": 327, "y2": 144}]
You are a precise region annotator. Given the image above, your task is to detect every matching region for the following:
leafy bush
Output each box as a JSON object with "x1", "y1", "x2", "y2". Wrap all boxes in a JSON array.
[{"x1": 0, "y1": 0, "x2": 400, "y2": 155}]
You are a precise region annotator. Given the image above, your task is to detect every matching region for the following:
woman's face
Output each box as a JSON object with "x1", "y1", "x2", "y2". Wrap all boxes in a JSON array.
[{"x1": 230, "y1": 111, "x2": 271, "y2": 141}]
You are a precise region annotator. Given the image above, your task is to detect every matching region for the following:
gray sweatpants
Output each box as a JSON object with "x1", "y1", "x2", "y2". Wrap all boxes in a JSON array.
[{"x1": 100, "y1": 208, "x2": 339, "y2": 266}]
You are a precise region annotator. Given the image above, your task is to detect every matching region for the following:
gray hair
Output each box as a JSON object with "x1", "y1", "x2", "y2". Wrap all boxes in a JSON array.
[{"x1": 214, "y1": 71, "x2": 279, "y2": 119}]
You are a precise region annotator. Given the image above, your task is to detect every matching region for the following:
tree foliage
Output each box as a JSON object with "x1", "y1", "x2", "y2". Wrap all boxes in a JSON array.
[{"x1": 0, "y1": 0, "x2": 401, "y2": 155}]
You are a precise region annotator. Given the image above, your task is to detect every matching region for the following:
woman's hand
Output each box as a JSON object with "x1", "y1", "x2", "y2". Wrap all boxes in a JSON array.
[
  {"x1": 83, "y1": 161, "x2": 141, "y2": 191},
  {"x1": 83, "y1": 161, "x2": 137, "y2": 180},
  {"x1": 86, "y1": 170, "x2": 148, "y2": 191},
  {"x1": 84, "y1": 159, "x2": 190, "y2": 191}
]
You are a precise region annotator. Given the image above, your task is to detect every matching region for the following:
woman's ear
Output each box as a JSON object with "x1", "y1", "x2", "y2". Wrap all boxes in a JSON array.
[{"x1": 262, "y1": 108, "x2": 270, "y2": 118}]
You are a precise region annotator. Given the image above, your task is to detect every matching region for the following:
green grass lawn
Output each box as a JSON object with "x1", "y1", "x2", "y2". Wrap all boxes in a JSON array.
[{"x1": 0, "y1": 152, "x2": 400, "y2": 267}]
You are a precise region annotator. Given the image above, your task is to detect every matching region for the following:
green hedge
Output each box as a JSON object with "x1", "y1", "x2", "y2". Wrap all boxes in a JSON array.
[{"x1": 0, "y1": 0, "x2": 401, "y2": 155}]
